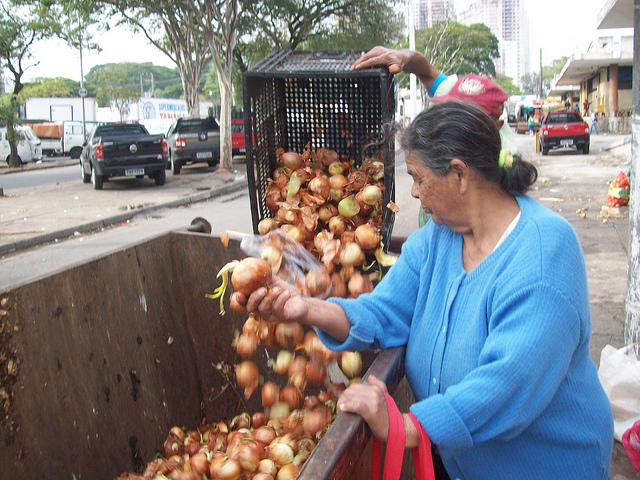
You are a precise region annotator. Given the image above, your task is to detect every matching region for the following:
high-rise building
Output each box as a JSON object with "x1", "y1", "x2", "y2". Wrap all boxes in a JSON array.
[
  {"x1": 413, "y1": 0, "x2": 456, "y2": 29},
  {"x1": 457, "y1": 0, "x2": 530, "y2": 87}
]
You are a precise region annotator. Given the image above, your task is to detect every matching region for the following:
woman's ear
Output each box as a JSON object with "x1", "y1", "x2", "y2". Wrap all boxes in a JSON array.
[{"x1": 449, "y1": 159, "x2": 469, "y2": 193}]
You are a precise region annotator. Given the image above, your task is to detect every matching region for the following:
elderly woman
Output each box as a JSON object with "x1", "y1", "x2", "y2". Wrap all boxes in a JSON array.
[{"x1": 244, "y1": 101, "x2": 614, "y2": 480}]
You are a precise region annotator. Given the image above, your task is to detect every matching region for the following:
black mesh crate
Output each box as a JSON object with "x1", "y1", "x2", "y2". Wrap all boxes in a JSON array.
[{"x1": 242, "y1": 50, "x2": 396, "y2": 249}]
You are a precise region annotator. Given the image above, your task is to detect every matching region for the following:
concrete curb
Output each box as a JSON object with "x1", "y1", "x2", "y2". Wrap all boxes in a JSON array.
[{"x1": 0, "y1": 178, "x2": 248, "y2": 256}]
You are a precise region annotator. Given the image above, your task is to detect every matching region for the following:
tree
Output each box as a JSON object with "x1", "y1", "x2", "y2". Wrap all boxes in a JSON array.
[
  {"x1": 0, "y1": 1, "x2": 59, "y2": 167},
  {"x1": 99, "y1": 1, "x2": 212, "y2": 116},
  {"x1": 84, "y1": 61, "x2": 182, "y2": 99},
  {"x1": 21, "y1": 77, "x2": 80, "y2": 98},
  {"x1": 415, "y1": 21, "x2": 500, "y2": 78},
  {"x1": 92, "y1": 65, "x2": 139, "y2": 120},
  {"x1": 494, "y1": 72, "x2": 521, "y2": 97},
  {"x1": 304, "y1": 0, "x2": 404, "y2": 51},
  {"x1": 521, "y1": 56, "x2": 568, "y2": 98}
]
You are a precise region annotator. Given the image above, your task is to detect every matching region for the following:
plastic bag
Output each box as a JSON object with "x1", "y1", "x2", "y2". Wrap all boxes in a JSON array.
[
  {"x1": 598, "y1": 344, "x2": 640, "y2": 441},
  {"x1": 240, "y1": 229, "x2": 329, "y2": 296},
  {"x1": 607, "y1": 170, "x2": 630, "y2": 207},
  {"x1": 622, "y1": 420, "x2": 640, "y2": 473}
]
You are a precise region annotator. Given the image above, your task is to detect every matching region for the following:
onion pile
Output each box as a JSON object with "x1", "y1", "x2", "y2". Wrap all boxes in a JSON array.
[{"x1": 115, "y1": 146, "x2": 388, "y2": 480}]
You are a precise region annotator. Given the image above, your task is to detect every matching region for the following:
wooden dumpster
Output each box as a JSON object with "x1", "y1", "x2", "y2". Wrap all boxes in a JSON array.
[{"x1": 0, "y1": 230, "x2": 412, "y2": 480}]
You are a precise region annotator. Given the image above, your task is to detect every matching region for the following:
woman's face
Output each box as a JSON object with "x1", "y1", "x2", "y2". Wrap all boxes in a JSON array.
[{"x1": 405, "y1": 152, "x2": 459, "y2": 227}]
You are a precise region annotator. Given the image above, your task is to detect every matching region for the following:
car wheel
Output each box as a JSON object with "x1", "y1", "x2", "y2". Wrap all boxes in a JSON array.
[
  {"x1": 154, "y1": 168, "x2": 166, "y2": 186},
  {"x1": 80, "y1": 160, "x2": 91, "y2": 183},
  {"x1": 69, "y1": 147, "x2": 82, "y2": 159},
  {"x1": 171, "y1": 154, "x2": 181, "y2": 175},
  {"x1": 583, "y1": 142, "x2": 590, "y2": 154},
  {"x1": 91, "y1": 166, "x2": 103, "y2": 190}
]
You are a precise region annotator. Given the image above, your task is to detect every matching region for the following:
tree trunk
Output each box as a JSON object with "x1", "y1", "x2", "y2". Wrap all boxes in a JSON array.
[
  {"x1": 217, "y1": 66, "x2": 233, "y2": 170},
  {"x1": 6, "y1": 98, "x2": 21, "y2": 168}
]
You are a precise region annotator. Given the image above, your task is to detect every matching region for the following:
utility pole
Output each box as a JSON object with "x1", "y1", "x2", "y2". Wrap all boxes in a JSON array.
[
  {"x1": 625, "y1": 0, "x2": 640, "y2": 352},
  {"x1": 79, "y1": 35, "x2": 86, "y2": 142},
  {"x1": 539, "y1": 48, "x2": 543, "y2": 99}
]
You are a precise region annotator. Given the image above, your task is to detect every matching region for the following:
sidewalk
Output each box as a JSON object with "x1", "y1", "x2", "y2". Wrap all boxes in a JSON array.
[{"x1": 0, "y1": 157, "x2": 248, "y2": 255}]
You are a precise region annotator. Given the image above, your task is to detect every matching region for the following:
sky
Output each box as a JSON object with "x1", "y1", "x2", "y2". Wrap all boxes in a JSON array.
[{"x1": 8, "y1": 0, "x2": 633, "y2": 84}]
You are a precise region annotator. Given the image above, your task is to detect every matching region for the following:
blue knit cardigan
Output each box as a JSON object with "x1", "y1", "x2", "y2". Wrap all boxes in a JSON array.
[{"x1": 321, "y1": 195, "x2": 613, "y2": 480}]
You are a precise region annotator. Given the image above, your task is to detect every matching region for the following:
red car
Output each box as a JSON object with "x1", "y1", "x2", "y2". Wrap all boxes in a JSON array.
[
  {"x1": 231, "y1": 119, "x2": 245, "y2": 156},
  {"x1": 539, "y1": 111, "x2": 590, "y2": 155}
]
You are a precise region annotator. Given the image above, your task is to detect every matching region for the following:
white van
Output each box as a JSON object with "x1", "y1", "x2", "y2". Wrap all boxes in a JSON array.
[{"x1": 0, "y1": 125, "x2": 43, "y2": 165}]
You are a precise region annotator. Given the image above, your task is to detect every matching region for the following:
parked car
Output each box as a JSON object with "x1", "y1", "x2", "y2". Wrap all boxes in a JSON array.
[
  {"x1": 231, "y1": 119, "x2": 246, "y2": 156},
  {"x1": 0, "y1": 125, "x2": 42, "y2": 165},
  {"x1": 539, "y1": 111, "x2": 590, "y2": 155},
  {"x1": 80, "y1": 122, "x2": 168, "y2": 190},
  {"x1": 165, "y1": 116, "x2": 220, "y2": 174}
]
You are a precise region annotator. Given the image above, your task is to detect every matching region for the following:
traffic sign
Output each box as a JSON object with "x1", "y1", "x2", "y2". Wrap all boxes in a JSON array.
[{"x1": 78, "y1": 87, "x2": 88, "y2": 97}]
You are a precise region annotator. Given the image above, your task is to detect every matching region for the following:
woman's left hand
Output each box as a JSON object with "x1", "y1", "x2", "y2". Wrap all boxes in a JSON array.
[{"x1": 337, "y1": 375, "x2": 390, "y2": 442}]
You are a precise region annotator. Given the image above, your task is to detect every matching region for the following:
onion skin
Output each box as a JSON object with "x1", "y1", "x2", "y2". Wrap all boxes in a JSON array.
[
  {"x1": 275, "y1": 322, "x2": 304, "y2": 349},
  {"x1": 231, "y1": 257, "x2": 272, "y2": 296},
  {"x1": 258, "y1": 218, "x2": 280, "y2": 235},
  {"x1": 347, "y1": 271, "x2": 374, "y2": 298},
  {"x1": 330, "y1": 272, "x2": 347, "y2": 298},
  {"x1": 340, "y1": 351, "x2": 363, "y2": 378},
  {"x1": 354, "y1": 224, "x2": 380, "y2": 252},
  {"x1": 262, "y1": 382, "x2": 281, "y2": 407}
]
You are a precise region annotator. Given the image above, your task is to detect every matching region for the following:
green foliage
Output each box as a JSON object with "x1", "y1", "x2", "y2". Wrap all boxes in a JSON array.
[
  {"x1": 91, "y1": 65, "x2": 139, "y2": 119},
  {"x1": 521, "y1": 56, "x2": 568, "y2": 97},
  {"x1": 303, "y1": 0, "x2": 405, "y2": 51},
  {"x1": 84, "y1": 62, "x2": 183, "y2": 100},
  {"x1": 415, "y1": 21, "x2": 500, "y2": 78},
  {"x1": 20, "y1": 77, "x2": 81, "y2": 98},
  {"x1": 494, "y1": 72, "x2": 521, "y2": 97}
]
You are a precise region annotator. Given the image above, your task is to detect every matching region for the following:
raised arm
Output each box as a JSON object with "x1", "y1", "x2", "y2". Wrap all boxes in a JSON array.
[{"x1": 352, "y1": 46, "x2": 441, "y2": 91}]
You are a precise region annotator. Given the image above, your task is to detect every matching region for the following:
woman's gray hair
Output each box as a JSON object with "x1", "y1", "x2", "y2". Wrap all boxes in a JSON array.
[{"x1": 400, "y1": 101, "x2": 537, "y2": 195}]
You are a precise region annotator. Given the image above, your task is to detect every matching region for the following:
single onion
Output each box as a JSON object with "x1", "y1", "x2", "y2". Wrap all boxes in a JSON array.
[
  {"x1": 281, "y1": 151, "x2": 303, "y2": 170},
  {"x1": 309, "y1": 176, "x2": 331, "y2": 200},
  {"x1": 340, "y1": 242, "x2": 366, "y2": 267},
  {"x1": 269, "y1": 442, "x2": 295, "y2": 465},
  {"x1": 252, "y1": 412, "x2": 268, "y2": 429},
  {"x1": 230, "y1": 412, "x2": 251, "y2": 430},
  {"x1": 318, "y1": 204, "x2": 338, "y2": 222},
  {"x1": 329, "y1": 173, "x2": 348, "y2": 189},
  {"x1": 262, "y1": 382, "x2": 281, "y2": 407},
  {"x1": 270, "y1": 349, "x2": 294, "y2": 374},
  {"x1": 329, "y1": 188, "x2": 343, "y2": 204},
  {"x1": 285, "y1": 226, "x2": 305, "y2": 244},
  {"x1": 258, "y1": 218, "x2": 280, "y2": 235},
  {"x1": 354, "y1": 224, "x2": 380, "y2": 251},
  {"x1": 347, "y1": 271, "x2": 374, "y2": 298},
  {"x1": 361, "y1": 184, "x2": 383, "y2": 205},
  {"x1": 303, "y1": 405, "x2": 332, "y2": 436},
  {"x1": 287, "y1": 355, "x2": 308, "y2": 379},
  {"x1": 341, "y1": 351, "x2": 363, "y2": 378},
  {"x1": 258, "y1": 458, "x2": 278, "y2": 476},
  {"x1": 338, "y1": 195, "x2": 360, "y2": 219},
  {"x1": 275, "y1": 322, "x2": 304, "y2": 349},
  {"x1": 236, "y1": 360, "x2": 259, "y2": 398},
  {"x1": 268, "y1": 401, "x2": 291, "y2": 420},
  {"x1": 280, "y1": 384, "x2": 303, "y2": 410},
  {"x1": 305, "y1": 356, "x2": 327, "y2": 385},
  {"x1": 253, "y1": 473, "x2": 275, "y2": 480},
  {"x1": 276, "y1": 463, "x2": 300, "y2": 480},
  {"x1": 231, "y1": 257, "x2": 272, "y2": 296},
  {"x1": 328, "y1": 161, "x2": 346, "y2": 176},
  {"x1": 330, "y1": 272, "x2": 347, "y2": 298},
  {"x1": 169, "y1": 426, "x2": 186, "y2": 443},
  {"x1": 187, "y1": 452, "x2": 210, "y2": 476},
  {"x1": 213, "y1": 457, "x2": 242, "y2": 480},
  {"x1": 328, "y1": 216, "x2": 346, "y2": 236},
  {"x1": 261, "y1": 245, "x2": 284, "y2": 274},
  {"x1": 254, "y1": 425, "x2": 277, "y2": 446},
  {"x1": 305, "y1": 269, "x2": 331, "y2": 297},
  {"x1": 235, "y1": 333, "x2": 258, "y2": 359}
]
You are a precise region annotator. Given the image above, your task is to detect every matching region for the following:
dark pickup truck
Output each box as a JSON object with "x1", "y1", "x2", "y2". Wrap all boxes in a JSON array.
[
  {"x1": 539, "y1": 111, "x2": 590, "y2": 155},
  {"x1": 80, "y1": 123, "x2": 168, "y2": 190}
]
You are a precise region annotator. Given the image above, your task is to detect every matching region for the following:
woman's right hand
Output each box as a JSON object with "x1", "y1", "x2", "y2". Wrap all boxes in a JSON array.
[
  {"x1": 351, "y1": 46, "x2": 440, "y2": 86},
  {"x1": 243, "y1": 275, "x2": 308, "y2": 324}
]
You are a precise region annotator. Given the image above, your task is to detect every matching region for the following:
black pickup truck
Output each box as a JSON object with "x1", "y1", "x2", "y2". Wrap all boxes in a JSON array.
[{"x1": 80, "y1": 123, "x2": 168, "y2": 190}]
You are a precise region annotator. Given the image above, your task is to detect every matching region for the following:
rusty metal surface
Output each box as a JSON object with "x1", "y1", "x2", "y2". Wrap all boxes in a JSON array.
[{"x1": 0, "y1": 231, "x2": 406, "y2": 480}]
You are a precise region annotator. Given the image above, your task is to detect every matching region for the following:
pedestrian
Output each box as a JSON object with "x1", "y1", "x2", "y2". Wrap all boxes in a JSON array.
[
  {"x1": 527, "y1": 113, "x2": 535, "y2": 135},
  {"x1": 351, "y1": 47, "x2": 517, "y2": 233},
  {"x1": 591, "y1": 112, "x2": 599, "y2": 134},
  {"x1": 242, "y1": 101, "x2": 614, "y2": 480}
]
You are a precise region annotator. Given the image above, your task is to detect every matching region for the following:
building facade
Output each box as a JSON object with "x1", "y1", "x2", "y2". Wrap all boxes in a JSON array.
[
  {"x1": 413, "y1": 0, "x2": 456, "y2": 29},
  {"x1": 457, "y1": 0, "x2": 530, "y2": 87}
]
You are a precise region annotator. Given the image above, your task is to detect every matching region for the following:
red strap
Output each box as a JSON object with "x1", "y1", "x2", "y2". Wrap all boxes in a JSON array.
[
  {"x1": 371, "y1": 393, "x2": 405, "y2": 480},
  {"x1": 409, "y1": 412, "x2": 435, "y2": 480}
]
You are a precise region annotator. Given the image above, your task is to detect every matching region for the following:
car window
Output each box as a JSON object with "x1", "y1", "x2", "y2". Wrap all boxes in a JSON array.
[
  {"x1": 545, "y1": 113, "x2": 581, "y2": 125},
  {"x1": 231, "y1": 123, "x2": 244, "y2": 134},
  {"x1": 176, "y1": 118, "x2": 220, "y2": 133},
  {"x1": 95, "y1": 124, "x2": 148, "y2": 136}
]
